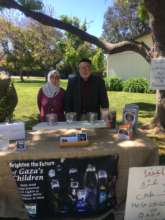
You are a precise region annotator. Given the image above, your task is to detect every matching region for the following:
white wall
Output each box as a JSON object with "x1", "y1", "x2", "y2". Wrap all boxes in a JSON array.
[
  {"x1": 107, "y1": 51, "x2": 150, "y2": 80},
  {"x1": 107, "y1": 33, "x2": 152, "y2": 80}
]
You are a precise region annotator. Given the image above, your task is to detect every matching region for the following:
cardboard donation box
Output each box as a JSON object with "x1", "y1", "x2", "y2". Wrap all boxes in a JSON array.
[
  {"x1": 123, "y1": 104, "x2": 139, "y2": 130},
  {"x1": 118, "y1": 104, "x2": 139, "y2": 140},
  {"x1": 118, "y1": 124, "x2": 134, "y2": 140}
]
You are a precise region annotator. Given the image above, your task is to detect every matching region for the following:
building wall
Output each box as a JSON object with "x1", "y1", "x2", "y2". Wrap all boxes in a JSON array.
[{"x1": 107, "y1": 33, "x2": 152, "y2": 80}]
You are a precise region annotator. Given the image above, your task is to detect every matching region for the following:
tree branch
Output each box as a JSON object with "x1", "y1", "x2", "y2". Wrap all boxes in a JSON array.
[{"x1": 0, "y1": 0, "x2": 151, "y2": 62}]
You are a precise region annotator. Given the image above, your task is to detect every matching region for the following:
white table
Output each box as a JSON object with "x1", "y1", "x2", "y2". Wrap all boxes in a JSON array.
[{"x1": 32, "y1": 120, "x2": 107, "y2": 131}]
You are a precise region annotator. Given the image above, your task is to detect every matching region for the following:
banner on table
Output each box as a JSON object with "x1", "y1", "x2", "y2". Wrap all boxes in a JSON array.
[{"x1": 9, "y1": 155, "x2": 118, "y2": 219}]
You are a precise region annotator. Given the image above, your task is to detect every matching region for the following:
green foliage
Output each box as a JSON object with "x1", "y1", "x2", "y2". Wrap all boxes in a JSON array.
[
  {"x1": 137, "y1": 0, "x2": 149, "y2": 22},
  {"x1": 0, "y1": 0, "x2": 43, "y2": 11},
  {"x1": 103, "y1": 0, "x2": 149, "y2": 42},
  {"x1": 60, "y1": 16, "x2": 87, "y2": 46},
  {"x1": 105, "y1": 76, "x2": 153, "y2": 94},
  {"x1": 57, "y1": 16, "x2": 105, "y2": 77},
  {"x1": 0, "y1": 16, "x2": 105, "y2": 78},
  {"x1": 92, "y1": 48, "x2": 105, "y2": 73},
  {"x1": 57, "y1": 16, "x2": 88, "y2": 76},
  {"x1": 0, "y1": 18, "x2": 63, "y2": 77},
  {"x1": 115, "y1": 0, "x2": 149, "y2": 22},
  {"x1": 123, "y1": 77, "x2": 149, "y2": 93},
  {"x1": 17, "y1": 0, "x2": 43, "y2": 11},
  {"x1": 0, "y1": 72, "x2": 18, "y2": 122},
  {"x1": 105, "y1": 77, "x2": 123, "y2": 91}
]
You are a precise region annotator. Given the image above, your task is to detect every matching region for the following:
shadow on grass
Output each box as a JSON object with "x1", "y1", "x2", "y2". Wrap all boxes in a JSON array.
[
  {"x1": 132, "y1": 102, "x2": 155, "y2": 112},
  {"x1": 138, "y1": 112, "x2": 154, "y2": 118}
]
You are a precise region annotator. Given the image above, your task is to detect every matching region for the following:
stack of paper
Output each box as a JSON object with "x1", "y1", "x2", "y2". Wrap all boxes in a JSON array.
[{"x1": 0, "y1": 122, "x2": 25, "y2": 140}]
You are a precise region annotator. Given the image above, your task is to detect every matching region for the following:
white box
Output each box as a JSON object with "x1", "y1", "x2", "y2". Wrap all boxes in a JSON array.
[{"x1": 0, "y1": 122, "x2": 25, "y2": 140}]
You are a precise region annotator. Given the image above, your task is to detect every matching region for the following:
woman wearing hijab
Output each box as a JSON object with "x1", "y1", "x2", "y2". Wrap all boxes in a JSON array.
[{"x1": 37, "y1": 70, "x2": 65, "y2": 121}]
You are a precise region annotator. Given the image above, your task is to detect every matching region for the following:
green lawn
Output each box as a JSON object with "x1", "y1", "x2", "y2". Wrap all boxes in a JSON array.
[
  {"x1": 12, "y1": 76, "x2": 156, "y2": 129},
  {"x1": 11, "y1": 76, "x2": 165, "y2": 163},
  {"x1": 109, "y1": 91, "x2": 155, "y2": 125}
]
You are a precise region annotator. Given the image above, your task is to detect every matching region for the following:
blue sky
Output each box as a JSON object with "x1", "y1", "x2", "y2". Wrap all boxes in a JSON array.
[{"x1": 42, "y1": 0, "x2": 114, "y2": 37}]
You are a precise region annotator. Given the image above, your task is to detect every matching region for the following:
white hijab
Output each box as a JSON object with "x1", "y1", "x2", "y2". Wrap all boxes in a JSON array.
[{"x1": 42, "y1": 70, "x2": 60, "y2": 98}]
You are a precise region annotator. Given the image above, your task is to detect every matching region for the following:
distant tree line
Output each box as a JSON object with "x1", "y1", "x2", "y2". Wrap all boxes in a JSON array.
[{"x1": 0, "y1": 16, "x2": 105, "y2": 81}]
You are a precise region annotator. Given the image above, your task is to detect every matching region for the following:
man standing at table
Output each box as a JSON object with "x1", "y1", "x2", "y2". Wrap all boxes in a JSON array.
[{"x1": 65, "y1": 58, "x2": 109, "y2": 120}]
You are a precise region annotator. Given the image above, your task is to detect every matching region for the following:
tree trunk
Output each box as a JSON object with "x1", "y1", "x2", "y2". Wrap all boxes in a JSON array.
[
  {"x1": 144, "y1": 0, "x2": 165, "y2": 129},
  {"x1": 20, "y1": 71, "x2": 24, "y2": 82},
  {"x1": 153, "y1": 90, "x2": 165, "y2": 128}
]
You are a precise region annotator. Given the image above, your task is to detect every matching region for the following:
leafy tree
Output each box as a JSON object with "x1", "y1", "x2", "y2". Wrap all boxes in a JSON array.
[
  {"x1": 57, "y1": 16, "x2": 105, "y2": 77},
  {"x1": 0, "y1": 0, "x2": 165, "y2": 129},
  {"x1": 0, "y1": 18, "x2": 63, "y2": 80},
  {"x1": 92, "y1": 48, "x2": 105, "y2": 73},
  {"x1": 26, "y1": 20, "x2": 63, "y2": 74},
  {"x1": 0, "y1": 0, "x2": 151, "y2": 62},
  {"x1": 2, "y1": 0, "x2": 43, "y2": 11},
  {"x1": 0, "y1": 71, "x2": 18, "y2": 122},
  {"x1": 103, "y1": 0, "x2": 150, "y2": 42},
  {"x1": 60, "y1": 15, "x2": 87, "y2": 48}
]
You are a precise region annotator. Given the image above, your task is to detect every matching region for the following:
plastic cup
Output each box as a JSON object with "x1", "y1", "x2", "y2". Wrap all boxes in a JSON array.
[
  {"x1": 66, "y1": 112, "x2": 77, "y2": 123},
  {"x1": 46, "y1": 113, "x2": 58, "y2": 125},
  {"x1": 88, "y1": 112, "x2": 98, "y2": 123}
]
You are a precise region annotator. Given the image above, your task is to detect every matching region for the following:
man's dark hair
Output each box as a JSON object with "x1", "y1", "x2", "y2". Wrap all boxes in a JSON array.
[{"x1": 79, "y1": 58, "x2": 92, "y2": 65}]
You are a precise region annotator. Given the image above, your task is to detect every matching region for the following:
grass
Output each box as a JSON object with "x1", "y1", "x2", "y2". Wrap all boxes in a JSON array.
[
  {"x1": 12, "y1": 76, "x2": 165, "y2": 162},
  {"x1": 108, "y1": 91, "x2": 155, "y2": 125},
  {"x1": 12, "y1": 76, "x2": 156, "y2": 129},
  {"x1": 12, "y1": 77, "x2": 68, "y2": 129}
]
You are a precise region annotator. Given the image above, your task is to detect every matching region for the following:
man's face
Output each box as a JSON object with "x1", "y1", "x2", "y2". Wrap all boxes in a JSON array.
[{"x1": 79, "y1": 61, "x2": 92, "y2": 80}]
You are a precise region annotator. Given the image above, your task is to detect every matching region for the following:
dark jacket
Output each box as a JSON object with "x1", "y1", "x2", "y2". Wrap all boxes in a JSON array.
[{"x1": 65, "y1": 74, "x2": 109, "y2": 119}]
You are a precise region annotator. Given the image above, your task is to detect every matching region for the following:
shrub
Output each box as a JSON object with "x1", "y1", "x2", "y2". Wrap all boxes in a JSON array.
[
  {"x1": 123, "y1": 78, "x2": 150, "y2": 93},
  {"x1": 105, "y1": 77, "x2": 123, "y2": 91},
  {"x1": 0, "y1": 72, "x2": 18, "y2": 122}
]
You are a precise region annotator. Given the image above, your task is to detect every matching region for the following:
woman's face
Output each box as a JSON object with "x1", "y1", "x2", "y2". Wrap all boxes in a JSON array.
[{"x1": 50, "y1": 74, "x2": 60, "y2": 86}]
